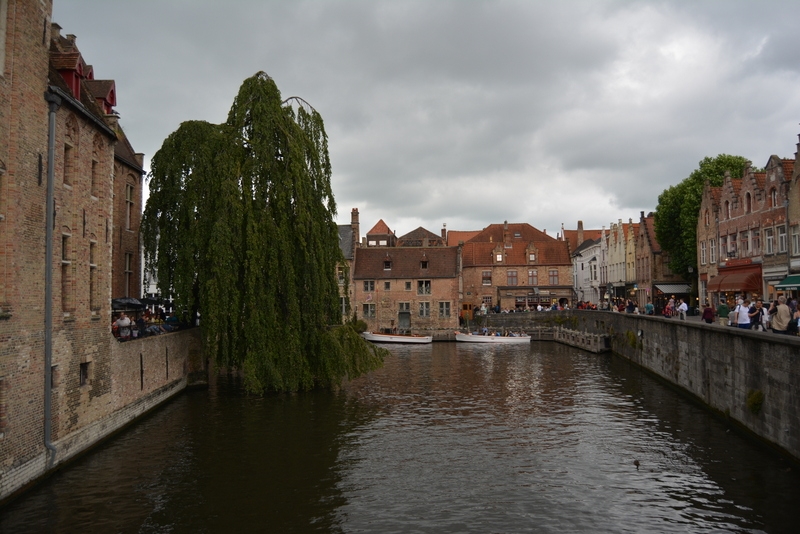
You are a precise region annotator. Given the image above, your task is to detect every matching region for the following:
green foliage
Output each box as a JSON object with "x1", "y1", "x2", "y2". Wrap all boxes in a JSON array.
[
  {"x1": 746, "y1": 389, "x2": 764, "y2": 415},
  {"x1": 654, "y1": 155, "x2": 749, "y2": 279},
  {"x1": 142, "y1": 72, "x2": 383, "y2": 393}
]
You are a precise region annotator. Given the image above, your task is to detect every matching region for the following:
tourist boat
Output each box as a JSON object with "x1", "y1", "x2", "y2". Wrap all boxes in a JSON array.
[
  {"x1": 361, "y1": 332, "x2": 433, "y2": 344},
  {"x1": 454, "y1": 332, "x2": 531, "y2": 344}
]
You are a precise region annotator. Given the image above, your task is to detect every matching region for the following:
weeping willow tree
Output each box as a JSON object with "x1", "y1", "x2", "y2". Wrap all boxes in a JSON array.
[{"x1": 142, "y1": 72, "x2": 384, "y2": 393}]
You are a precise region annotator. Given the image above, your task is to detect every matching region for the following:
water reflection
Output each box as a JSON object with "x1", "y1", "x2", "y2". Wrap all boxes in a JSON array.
[{"x1": 1, "y1": 343, "x2": 798, "y2": 533}]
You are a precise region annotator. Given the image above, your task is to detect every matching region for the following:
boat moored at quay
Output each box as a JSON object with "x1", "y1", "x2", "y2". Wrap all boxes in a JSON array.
[{"x1": 361, "y1": 332, "x2": 433, "y2": 344}]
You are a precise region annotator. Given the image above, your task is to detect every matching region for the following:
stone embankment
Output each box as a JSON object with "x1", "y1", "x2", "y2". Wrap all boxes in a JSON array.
[{"x1": 481, "y1": 310, "x2": 800, "y2": 462}]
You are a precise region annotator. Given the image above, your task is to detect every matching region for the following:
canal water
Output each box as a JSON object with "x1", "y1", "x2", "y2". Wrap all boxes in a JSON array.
[{"x1": 1, "y1": 342, "x2": 799, "y2": 533}]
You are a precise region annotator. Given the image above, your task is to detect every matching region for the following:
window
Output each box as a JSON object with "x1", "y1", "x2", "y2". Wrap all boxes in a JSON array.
[
  {"x1": 339, "y1": 297, "x2": 347, "y2": 316},
  {"x1": 745, "y1": 192, "x2": 752, "y2": 213},
  {"x1": 778, "y1": 226, "x2": 787, "y2": 253},
  {"x1": 514, "y1": 232, "x2": 521, "y2": 238},
  {"x1": 417, "y1": 280, "x2": 431, "y2": 295},
  {"x1": 419, "y1": 302, "x2": 430, "y2": 317},
  {"x1": 704, "y1": 210, "x2": 709, "y2": 226},
  {"x1": 368, "y1": 240, "x2": 376, "y2": 246},
  {"x1": 124, "y1": 253, "x2": 133, "y2": 298},
  {"x1": 399, "y1": 302, "x2": 410, "y2": 312},
  {"x1": 507, "y1": 270, "x2": 518, "y2": 286},
  {"x1": 89, "y1": 242, "x2": 98, "y2": 310},
  {"x1": 439, "y1": 301, "x2": 451, "y2": 317},
  {"x1": 125, "y1": 183, "x2": 135, "y2": 230},
  {"x1": 760, "y1": 229, "x2": 772, "y2": 255},
  {"x1": 61, "y1": 234, "x2": 72, "y2": 311},
  {"x1": 700, "y1": 242, "x2": 706, "y2": 265},
  {"x1": 710, "y1": 239, "x2": 716, "y2": 263},
  {"x1": 529, "y1": 253, "x2": 536, "y2": 262},
  {"x1": 771, "y1": 188, "x2": 778, "y2": 208},
  {"x1": 363, "y1": 280, "x2": 375, "y2": 292},
  {"x1": 383, "y1": 261, "x2": 392, "y2": 270},
  {"x1": 528, "y1": 269, "x2": 538, "y2": 285},
  {"x1": 740, "y1": 231, "x2": 749, "y2": 255},
  {"x1": 384, "y1": 281, "x2": 391, "y2": 291},
  {"x1": 792, "y1": 226, "x2": 800, "y2": 256},
  {"x1": 379, "y1": 240, "x2": 387, "y2": 246},
  {"x1": 80, "y1": 362, "x2": 91, "y2": 387},
  {"x1": 63, "y1": 144, "x2": 73, "y2": 185},
  {"x1": 404, "y1": 281, "x2": 412, "y2": 291},
  {"x1": 337, "y1": 266, "x2": 345, "y2": 284},
  {"x1": 420, "y1": 261, "x2": 428, "y2": 269},
  {"x1": 482, "y1": 296, "x2": 492, "y2": 306},
  {"x1": 720, "y1": 236, "x2": 727, "y2": 258},
  {"x1": 495, "y1": 253, "x2": 503, "y2": 262},
  {"x1": 362, "y1": 303, "x2": 375, "y2": 318},
  {"x1": 548, "y1": 269, "x2": 558, "y2": 285},
  {"x1": 482, "y1": 270, "x2": 492, "y2": 286},
  {"x1": 725, "y1": 201, "x2": 730, "y2": 219}
]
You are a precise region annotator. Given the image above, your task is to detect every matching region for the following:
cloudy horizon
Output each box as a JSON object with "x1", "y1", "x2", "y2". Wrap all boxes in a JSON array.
[{"x1": 52, "y1": 0, "x2": 800, "y2": 238}]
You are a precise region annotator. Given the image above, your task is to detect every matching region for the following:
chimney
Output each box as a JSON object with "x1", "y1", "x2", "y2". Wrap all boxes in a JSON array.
[
  {"x1": 51, "y1": 23, "x2": 62, "y2": 39},
  {"x1": 441, "y1": 223, "x2": 446, "y2": 240},
  {"x1": 503, "y1": 220, "x2": 509, "y2": 244},
  {"x1": 577, "y1": 220, "x2": 584, "y2": 245},
  {"x1": 351, "y1": 208, "x2": 360, "y2": 252}
]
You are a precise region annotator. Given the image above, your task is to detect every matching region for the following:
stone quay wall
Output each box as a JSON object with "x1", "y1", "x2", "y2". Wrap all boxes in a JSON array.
[
  {"x1": 0, "y1": 329, "x2": 205, "y2": 504},
  {"x1": 481, "y1": 310, "x2": 800, "y2": 461}
]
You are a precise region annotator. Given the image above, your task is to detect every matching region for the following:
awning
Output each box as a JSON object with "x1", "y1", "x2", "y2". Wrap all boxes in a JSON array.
[
  {"x1": 775, "y1": 274, "x2": 800, "y2": 290},
  {"x1": 654, "y1": 283, "x2": 691, "y2": 294},
  {"x1": 707, "y1": 271, "x2": 762, "y2": 293}
]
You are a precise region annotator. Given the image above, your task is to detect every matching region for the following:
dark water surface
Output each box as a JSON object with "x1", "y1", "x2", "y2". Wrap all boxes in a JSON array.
[{"x1": 1, "y1": 342, "x2": 799, "y2": 533}]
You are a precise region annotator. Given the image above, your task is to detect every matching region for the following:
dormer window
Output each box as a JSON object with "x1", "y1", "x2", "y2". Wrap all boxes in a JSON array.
[
  {"x1": 496, "y1": 253, "x2": 503, "y2": 262},
  {"x1": 420, "y1": 261, "x2": 428, "y2": 269},
  {"x1": 528, "y1": 253, "x2": 536, "y2": 262},
  {"x1": 514, "y1": 232, "x2": 521, "y2": 239},
  {"x1": 384, "y1": 261, "x2": 392, "y2": 270}
]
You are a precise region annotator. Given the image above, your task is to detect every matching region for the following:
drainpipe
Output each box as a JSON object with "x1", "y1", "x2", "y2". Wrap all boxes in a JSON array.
[{"x1": 44, "y1": 90, "x2": 61, "y2": 466}]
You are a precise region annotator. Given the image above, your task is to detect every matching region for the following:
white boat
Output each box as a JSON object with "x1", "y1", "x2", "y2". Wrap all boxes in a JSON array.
[
  {"x1": 455, "y1": 332, "x2": 531, "y2": 344},
  {"x1": 361, "y1": 332, "x2": 433, "y2": 344}
]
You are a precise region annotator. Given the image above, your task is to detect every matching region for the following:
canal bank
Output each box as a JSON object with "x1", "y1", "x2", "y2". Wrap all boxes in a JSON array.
[
  {"x1": 481, "y1": 310, "x2": 800, "y2": 463},
  {"x1": 0, "y1": 329, "x2": 206, "y2": 505}
]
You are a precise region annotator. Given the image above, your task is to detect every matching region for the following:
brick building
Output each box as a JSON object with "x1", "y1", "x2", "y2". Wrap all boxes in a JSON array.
[
  {"x1": 352, "y1": 222, "x2": 460, "y2": 335},
  {"x1": 636, "y1": 211, "x2": 686, "y2": 311},
  {"x1": 0, "y1": 5, "x2": 156, "y2": 501},
  {"x1": 461, "y1": 221, "x2": 572, "y2": 312},
  {"x1": 701, "y1": 157, "x2": 794, "y2": 305}
]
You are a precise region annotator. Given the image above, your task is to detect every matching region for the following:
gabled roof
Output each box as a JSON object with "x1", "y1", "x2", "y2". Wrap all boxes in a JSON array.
[
  {"x1": 446, "y1": 230, "x2": 480, "y2": 246},
  {"x1": 572, "y1": 237, "x2": 601, "y2": 257},
  {"x1": 467, "y1": 222, "x2": 555, "y2": 244},
  {"x1": 396, "y1": 227, "x2": 445, "y2": 247},
  {"x1": 367, "y1": 219, "x2": 392, "y2": 235},
  {"x1": 353, "y1": 247, "x2": 458, "y2": 279},
  {"x1": 84, "y1": 79, "x2": 116, "y2": 106}
]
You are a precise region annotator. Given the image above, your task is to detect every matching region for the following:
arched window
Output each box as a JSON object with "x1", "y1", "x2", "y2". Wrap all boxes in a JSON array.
[
  {"x1": 745, "y1": 192, "x2": 752, "y2": 213},
  {"x1": 725, "y1": 201, "x2": 730, "y2": 219},
  {"x1": 770, "y1": 188, "x2": 777, "y2": 208},
  {"x1": 704, "y1": 210, "x2": 710, "y2": 226}
]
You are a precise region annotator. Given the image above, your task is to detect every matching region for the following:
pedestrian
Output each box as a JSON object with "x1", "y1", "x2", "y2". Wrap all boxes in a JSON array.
[
  {"x1": 748, "y1": 299, "x2": 765, "y2": 331},
  {"x1": 115, "y1": 311, "x2": 132, "y2": 341},
  {"x1": 644, "y1": 300, "x2": 654, "y2": 316},
  {"x1": 770, "y1": 296, "x2": 792, "y2": 334},
  {"x1": 677, "y1": 299, "x2": 688, "y2": 321},
  {"x1": 701, "y1": 301, "x2": 714, "y2": 324},
  {"x1": 716, "y1": 299, "x2": 730, "y2": 326},
  {"x1": 735, "y1": 299, "x2": 751, "y2": 329}
]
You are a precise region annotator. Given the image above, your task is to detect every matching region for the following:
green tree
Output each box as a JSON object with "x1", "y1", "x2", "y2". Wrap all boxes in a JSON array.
[
  {"x1": 654, "y1": 154, "x2": 750, "y2": 279},
  {"x1": 141, "y1": 72, "x2": 384, "y2": 393}
]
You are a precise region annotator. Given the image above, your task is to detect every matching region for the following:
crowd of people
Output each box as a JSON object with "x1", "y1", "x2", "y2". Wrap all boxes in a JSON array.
[
  {"x1": 710, "y1": 295, "x2": 800, "y2": 335},
  {"x1": 112, "y1": 308, "x2": 182, "y2": 342}
]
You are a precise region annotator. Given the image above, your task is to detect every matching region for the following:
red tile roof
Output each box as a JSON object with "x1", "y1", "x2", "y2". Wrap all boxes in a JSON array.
[
  {"x1": 367, "y1": 219, "x2": 392, "y2": 235},
  {"x1": 447, "y1": 230, "x2": 480, "y2": 246},
  {"x1": 353, "y1": 247, "x2": 458, "y2": 279}
]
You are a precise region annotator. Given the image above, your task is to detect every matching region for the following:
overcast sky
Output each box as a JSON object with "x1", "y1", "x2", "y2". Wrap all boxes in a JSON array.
[{"x1": 52, "y1": 0, "x2": 800, "y2": 239}]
